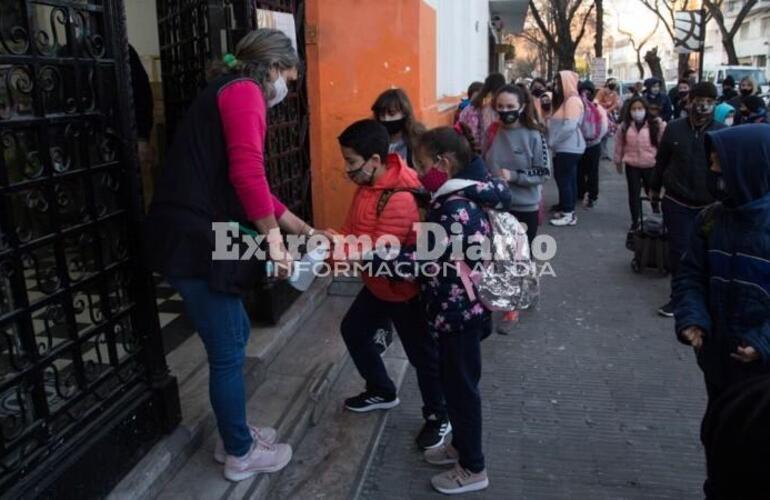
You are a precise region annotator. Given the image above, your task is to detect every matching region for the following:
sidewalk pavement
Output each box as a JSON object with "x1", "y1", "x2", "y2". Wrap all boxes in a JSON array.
[{"x1": 359, "y1": 161, "x2": 707, "y2": 500}]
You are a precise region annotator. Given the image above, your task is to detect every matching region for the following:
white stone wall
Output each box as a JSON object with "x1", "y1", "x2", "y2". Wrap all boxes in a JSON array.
[{"x1": 124, "y1": 0, "x2": 161, "y2": 81}]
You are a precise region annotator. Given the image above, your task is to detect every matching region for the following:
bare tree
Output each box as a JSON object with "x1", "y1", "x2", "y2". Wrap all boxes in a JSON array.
[
  {"x1": 703, "y1": 0, "x2": 758, "y2": 65},
  {"x1": 595, "y1": 0, "x2": 604, "y2": 57},
  {"x1": 637, "y1": 0, "x2": 711, "y2": 77},
  {"x1": 528, "y1": 0, "x2": 596, "y2": 71},
  {"x1": 517, "y1": 13, "x2": 556, "y2": 78},
  {"x1": 645, "y1": 47, "x2": 665, "y2": 81},
  {"x1": 618, "y1": 19, "x2": 660, "y2": 80}
]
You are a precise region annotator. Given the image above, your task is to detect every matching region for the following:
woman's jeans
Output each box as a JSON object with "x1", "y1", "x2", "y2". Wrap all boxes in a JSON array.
[
  {"x1": 169, "y1": 277, "x2": 253, "y2": 457},
  {"x1": 553, "y1": 152, "x2": 583, "y2": 213}
]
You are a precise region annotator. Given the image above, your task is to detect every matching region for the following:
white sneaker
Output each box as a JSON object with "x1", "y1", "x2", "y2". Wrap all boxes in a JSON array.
[
  {"x1": 549, "y1": 212, "x2": 577, "y2": 227},
  {"x1": 214, "y1": 425, "x2": 278, "y2": 464},
  {"x1": 223, "y1": 440, "x2": 292, "y2": 482}
]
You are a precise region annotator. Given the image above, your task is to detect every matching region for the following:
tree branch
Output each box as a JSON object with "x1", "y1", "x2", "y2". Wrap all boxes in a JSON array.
[
  {"x1": 574, "y1": 2, "x2": 596, "y2": 47},
  {"x1": 638, "y1": 0, "x2": 675, "y2": 41},
  {"x1": 528, "y1": 0, "x2": 558, "y2": 48},
  {"x1": 727, "y1": 0, "x2": 759, "y2": 38}
]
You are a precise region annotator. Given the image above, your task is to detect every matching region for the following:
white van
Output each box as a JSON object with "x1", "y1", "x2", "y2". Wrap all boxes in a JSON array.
[{"x1": 704, "y1": 66, "x2": 769, "y2": 95}]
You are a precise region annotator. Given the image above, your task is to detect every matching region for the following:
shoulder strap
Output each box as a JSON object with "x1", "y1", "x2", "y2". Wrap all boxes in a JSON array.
[{"x1": 376, "y1": 188, "x2": 430, "y2": 218}]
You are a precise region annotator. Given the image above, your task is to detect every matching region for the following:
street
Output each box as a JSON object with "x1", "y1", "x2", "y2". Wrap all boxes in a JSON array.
[{"x1": 360, "y1": 160, "x2": 707, "y2": 500}]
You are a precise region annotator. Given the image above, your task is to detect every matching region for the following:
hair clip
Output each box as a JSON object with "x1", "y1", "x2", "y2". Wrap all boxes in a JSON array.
[{"x1": 223, "y1": 53, "x2": 238, "y2": 69}]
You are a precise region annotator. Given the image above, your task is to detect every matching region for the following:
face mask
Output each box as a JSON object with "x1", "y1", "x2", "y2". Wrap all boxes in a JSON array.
[
  {"x1": 346, "y1": 159, "x2": 375, "y2": 185},
  {"x1": 380, "y1": 116, "x2": 406, "y2": 135},
  {"x1": 532, "y1": 88, "x2": 545, "y2": 98},
  {"x1": 498, "y1": 109, "x2": 520, "y2": 125},
  {"x1": 268, "y1": 75, "x2": 289, "y2": 108},
  {"x1": 679, "y1": 91, "x2": 689, "y2": 98},
  {"x1": 419, "y1": 165, "x2": 449, "y2": 193},
  {"x1": 706, "y1": 170, "x2": 732, "y2": 205},
  {"x1": 724, "y1": 116, "x2": 734, "y2": 126},
  {"x1": 631, "y1": 110, "x2": 646, "y2": 123},
  {"x1": 740, "y1": 88, "x2": 753, "y2": 96},
  {"x1": 541, "y1": 102, "x2": 552, "y2": 112},
  {"x1": 694, "y1": 102, "x2": 715, "y2": 115},
  {"x1": 608, "y1": 84, "x2": 618, "y2": 91}
]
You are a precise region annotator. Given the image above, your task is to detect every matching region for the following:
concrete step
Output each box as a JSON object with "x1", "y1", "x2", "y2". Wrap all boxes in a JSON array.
[
  {"x1": 108, "y1": 277, "x2": 332, "y2": 500},
  {"x1": 264, "y1": 342, "x2": 409, "y2": 500},
  {"x1": 153, "y1": 293, "x2": 355, "y2": 499}
]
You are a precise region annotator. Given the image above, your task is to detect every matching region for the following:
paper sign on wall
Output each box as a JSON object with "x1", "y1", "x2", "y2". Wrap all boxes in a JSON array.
[{"x1": 255, "y1": 9, "x2": 298, "y2": 51}]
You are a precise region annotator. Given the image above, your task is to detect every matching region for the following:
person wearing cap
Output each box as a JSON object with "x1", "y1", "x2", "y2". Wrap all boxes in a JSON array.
[
  {"x1": 672, "y1": 124, "x2": 770, "y2": 498},
  {"x1": 650, "y1": 82, "x2": 726, "y2": 318}
]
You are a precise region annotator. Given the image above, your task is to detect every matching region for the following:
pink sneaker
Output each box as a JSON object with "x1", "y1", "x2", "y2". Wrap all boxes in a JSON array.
[
  {"x1": 223, "y1": 440, "x2": 292, "y2": 482},
  {"x1": 214, "y1": 425, "x2": 278, "y2": 464}
]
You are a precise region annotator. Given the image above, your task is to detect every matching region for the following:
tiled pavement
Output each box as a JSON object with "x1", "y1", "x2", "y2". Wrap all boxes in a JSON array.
[{"x1": 359, "y1": 162, "x2": 707, "y2": 500}]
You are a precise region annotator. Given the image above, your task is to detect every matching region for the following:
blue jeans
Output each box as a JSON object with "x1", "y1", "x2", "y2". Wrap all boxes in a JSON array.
[
  {"x1": 553, "y1": 152, "x2": 582, "y2": 213},
  {"x1": 169, "y1": 278, "x2": 253, "y2": 456}
]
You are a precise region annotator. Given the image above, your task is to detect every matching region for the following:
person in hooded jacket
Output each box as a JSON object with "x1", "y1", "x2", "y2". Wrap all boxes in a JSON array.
[
  {"x1": 548, "y1": 70, "x2": 586, "y2": 227},
  {"x1": 714, "y1": 102, "x2": 736, "y2": 126},
  {"x1": 727, "y1": 76, "x2": 760, "y2": 124},
  {"x1": 717, "y1": 75, "x2": 738, "y2": 104},
  {"x1": 672, "y1": 124, "x2": 770, "y2": 498},
  {"x1": 368, "y1": 123, "x2": 513, "y2": 495},
  {"x1": 651, "y1": 82, "x2": 725, "y2": 318},
  {"x1": 643, "y1": 77, "x2": 674, "y2": 122},
  {"x1": 738, "y1": 95, "x2": 769, "y2": 124}
]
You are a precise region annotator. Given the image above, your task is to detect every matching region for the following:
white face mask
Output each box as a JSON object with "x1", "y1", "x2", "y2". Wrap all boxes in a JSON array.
[
  {"x1": 268, "y1": 75, "x2": 289, "y2": 108},
  {"x1": 631, "y1": 110, "x2": 646, "y2": 123},
  {"x1": 724, "y1": 116, "x2": 734, "y2": 127}
]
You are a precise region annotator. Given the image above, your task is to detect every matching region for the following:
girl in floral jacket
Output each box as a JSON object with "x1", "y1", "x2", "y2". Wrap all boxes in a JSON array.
[{"x1": 372, "y1": 123, "x2": 512, "y2": 495}]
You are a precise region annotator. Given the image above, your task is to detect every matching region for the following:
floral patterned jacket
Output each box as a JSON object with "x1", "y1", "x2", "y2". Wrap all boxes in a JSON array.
[{"x1": 373, "y1": 156, "x2": 513, "y2": 333}]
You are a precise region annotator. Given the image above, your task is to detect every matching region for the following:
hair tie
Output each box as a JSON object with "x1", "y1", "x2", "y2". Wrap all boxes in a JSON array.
[
  {"x1": 223, "y1": 53, "x2": 238, "y2": 69},
  {"x1": 453, "y1": 122, "x2": 464, "y2": 135}
]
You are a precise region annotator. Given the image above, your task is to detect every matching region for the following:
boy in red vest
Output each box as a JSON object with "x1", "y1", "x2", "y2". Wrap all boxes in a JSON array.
[{"x1": 334, "y1": 119, "x2": 449, "y2": 450}]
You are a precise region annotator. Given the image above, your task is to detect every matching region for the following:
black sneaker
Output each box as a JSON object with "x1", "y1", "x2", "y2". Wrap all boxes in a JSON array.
[
  {"x1": 586, "y1": 198, "x2": 596, "y2": 208},
  {"x1": 657, "y1": 301, "x2": 674, "y2": 318},
  {"x1": 344, "y1": 391, "x2": 400, "y2": 413},
  {"x1": 416, "y1": 415, "x2": 452, "y2": 449}
]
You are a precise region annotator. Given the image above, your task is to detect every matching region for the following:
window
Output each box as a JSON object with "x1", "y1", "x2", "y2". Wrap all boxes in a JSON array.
[
  {"x1": 762, "y1": 17, "x2": 770, "y2": 33},
  {"x1": 740, "y1": 22, "x2": 750, "y2": 39}
]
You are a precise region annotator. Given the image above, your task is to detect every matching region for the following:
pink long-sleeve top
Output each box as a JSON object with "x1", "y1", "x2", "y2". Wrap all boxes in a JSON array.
[{"x1": 217, "y1": 80, "x2": 287, "y2": 220}]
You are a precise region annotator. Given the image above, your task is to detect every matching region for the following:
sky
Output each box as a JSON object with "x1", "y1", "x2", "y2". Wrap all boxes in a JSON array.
[{"x1": 607, "y1": 0, "x2": 664, "y2": 39}]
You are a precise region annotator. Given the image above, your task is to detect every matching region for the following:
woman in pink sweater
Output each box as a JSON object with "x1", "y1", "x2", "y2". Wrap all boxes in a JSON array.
[
  {"x1": 146, "y1": 29, "x2": 315, "y2": 482},
  {"x1": 614, "y1": 96, "x2": 666, "y2": 229}
]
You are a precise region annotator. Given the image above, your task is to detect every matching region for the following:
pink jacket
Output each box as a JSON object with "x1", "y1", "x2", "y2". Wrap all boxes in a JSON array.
[{"x1": 614, "y1": 119, "x2": 666, "y2": 168}]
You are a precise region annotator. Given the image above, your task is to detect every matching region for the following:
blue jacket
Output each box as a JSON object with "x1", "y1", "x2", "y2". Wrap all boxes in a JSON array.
[
  {"x1": 673, "y1": 124, "x2": 770, "y2": 393},
  {"x1": 374, "y1": 156, "x2": 513, "y2": 333}
]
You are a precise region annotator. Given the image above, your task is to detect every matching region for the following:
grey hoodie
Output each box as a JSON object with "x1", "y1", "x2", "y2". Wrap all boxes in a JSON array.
[{"x1": 485, "y1": 126, "x2": 551, "y2": 212}]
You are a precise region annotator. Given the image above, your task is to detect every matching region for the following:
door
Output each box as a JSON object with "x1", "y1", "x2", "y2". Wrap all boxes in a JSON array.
[{"x1": 0, "y1": 1, "x2": 180, "y2": 497}]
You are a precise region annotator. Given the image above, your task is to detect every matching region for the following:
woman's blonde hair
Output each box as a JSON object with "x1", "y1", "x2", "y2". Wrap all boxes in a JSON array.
[{"x1": 207, "y1": 28, "x2": 299, "y2": 101}]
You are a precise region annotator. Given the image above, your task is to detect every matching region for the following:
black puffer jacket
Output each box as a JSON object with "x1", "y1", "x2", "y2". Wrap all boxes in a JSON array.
[{"x1": 651, "y1": 117, "x2": 726, "y2": 206}]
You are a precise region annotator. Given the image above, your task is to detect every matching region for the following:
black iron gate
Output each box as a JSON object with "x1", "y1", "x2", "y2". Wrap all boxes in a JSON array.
[
  {"x1": 0, "y1": 1, "x2": 180, "y2": 498},
  {"x1": 157, "y1": 0, "x2": 312, "y2": 323}
]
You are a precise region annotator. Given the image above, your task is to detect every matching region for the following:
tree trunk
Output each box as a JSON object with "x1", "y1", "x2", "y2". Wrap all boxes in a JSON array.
[
  {"x1": 557, "y1": 44, "x2": 577, "y2": 71},
  {"x1": 677, "y1": 52, "x2": 692, "y2": 79},
  {"x1": 595, "y1": 0, "x2": 604, "y2": 58},
  {"x1": 722, "y1": 38, "x2": 739, "y2": 65},
  {"x1": 645, "y1": 48, "x2": 664, "y2": 81},
  {"x1": 636, "y1": 52, "x2": 645, "y2": 80}
]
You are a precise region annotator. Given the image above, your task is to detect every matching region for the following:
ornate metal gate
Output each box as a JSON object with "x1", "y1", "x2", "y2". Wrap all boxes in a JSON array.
[
  {"x1": 0, "y1": 1, "x2": 180, "y2": 497},
  {"x1": 157, "y1": 0, "x2": 313, "y2": 323}
]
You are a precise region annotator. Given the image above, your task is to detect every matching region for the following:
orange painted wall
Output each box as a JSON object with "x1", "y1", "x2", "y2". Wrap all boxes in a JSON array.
[{"x1": 305, "y1": 0, "x2": 456, "y2": 229}]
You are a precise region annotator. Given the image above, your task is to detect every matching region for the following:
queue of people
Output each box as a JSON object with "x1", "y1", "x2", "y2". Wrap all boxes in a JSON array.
[{"x1": 142, "y1": 26, "x2": 770, "y2": 497}]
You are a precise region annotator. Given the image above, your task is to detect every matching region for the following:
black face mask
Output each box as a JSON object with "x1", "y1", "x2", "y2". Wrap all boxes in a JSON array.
[
  {"x1": 381, "y1": 118, "x2": 406, "y2": 135},
  {"x1": 706, "y1": 170, "x2": 733, "y2": 206},
  {"x1": 532, "y1": 88, "x2": 545, "y2": 98},
  {"x1": 679, "y1": 91, "x2": 690, "y2": 98},
  {"x1": 541, "y1": 102, "x2": 552, "y2": 112},
  {"x1": 608, "y1": 84, "x2": 618, "y2": 91},
  {"x1": 498, "y1": 109, "x2": 520, "y2": 125},
  {"x1": 740, "y1": 88, "x2": 753, "y2": 97}
]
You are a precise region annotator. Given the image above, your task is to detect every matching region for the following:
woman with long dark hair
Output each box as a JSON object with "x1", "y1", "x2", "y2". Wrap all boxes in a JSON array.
[
  {"x1": 458, "y1": 72, "x2": 506, "y2": 152},
  {"x1": 613, "y1": 96, "x2": 666, "y2": 229},
  {"x1": 371, "y1": 88, "x2": 426, "y2": 167},
  {"x1": 145, "y1": 29, "x2": 316, "y2": 481}
]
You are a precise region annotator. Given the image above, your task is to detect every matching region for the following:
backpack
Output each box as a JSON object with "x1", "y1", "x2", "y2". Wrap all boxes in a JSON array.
[
  {"x1": 579, "y1": 96, "x2": 606, "y2": 143},
  {"x1": 446, "y1": 186, "x2": 539, "y2": 312}
]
